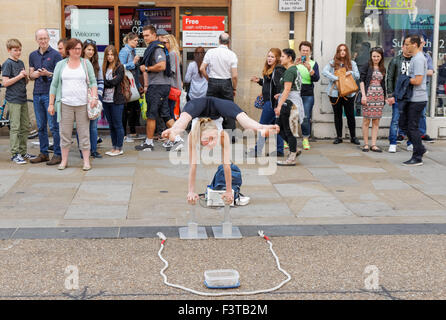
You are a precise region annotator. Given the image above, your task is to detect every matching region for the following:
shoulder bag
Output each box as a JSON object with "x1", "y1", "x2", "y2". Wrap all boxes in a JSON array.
[
  {"x1": 330, "y1": 66, "x2": 358, "y2": 105},
  {"x1": 83, "y1": 59, "x2": 103, "y2": 120}
]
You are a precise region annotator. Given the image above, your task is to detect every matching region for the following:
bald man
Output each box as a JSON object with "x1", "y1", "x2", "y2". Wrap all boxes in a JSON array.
[
  {"x1": 29, "y1": 28, "x2": 63, "y2": 165},
  {"x1": 200, "y1": 33, "x2": 238, "y2": 138}
]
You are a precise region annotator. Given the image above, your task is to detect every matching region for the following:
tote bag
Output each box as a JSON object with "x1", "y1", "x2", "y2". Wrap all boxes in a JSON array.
[{"x1": 124, "y1": 70, "x2": 141, "y2": 102}]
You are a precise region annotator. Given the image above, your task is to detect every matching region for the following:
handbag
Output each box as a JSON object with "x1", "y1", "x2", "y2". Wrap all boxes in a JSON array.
[
  {"x1": 139, "y1": 93, "x2": 148, "y2": 121},
  {"x1": 254, "y1": 95, "x2": 264, "y2": 109},
  {"x1": 124, "y1": 69, "x2": 141, "y2": 102},
  {"x1": 330, "y1": 67, "x2": 358, "y2": 105},
  {"x1": 83, "y1": 59, "x2": 103, "y2": 120},
  {"x1": 168, "y1": 52, "x2": 182, "y2": 119}
]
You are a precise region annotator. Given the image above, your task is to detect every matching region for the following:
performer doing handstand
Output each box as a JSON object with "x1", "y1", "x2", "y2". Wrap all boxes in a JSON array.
[{"x1": 161, "y1": 97, "x2": 280, "y2": 205}]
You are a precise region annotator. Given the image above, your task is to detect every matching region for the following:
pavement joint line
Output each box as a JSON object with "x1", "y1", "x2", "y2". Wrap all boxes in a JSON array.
[
  {"x1": 9, "y1": 227, "x2": 19, "y2": 239},
  {"x1": 2, "y1": 224, "x2": 446, "y2": 240}
]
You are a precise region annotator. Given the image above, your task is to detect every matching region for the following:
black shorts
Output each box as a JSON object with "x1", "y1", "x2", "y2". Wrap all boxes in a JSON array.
[
  {"x1": 146, "y1": 85, "x2": 171, "y2": 120},
  {"x1": 182, "y1": 97, "x2": 244, "y2": 120}
]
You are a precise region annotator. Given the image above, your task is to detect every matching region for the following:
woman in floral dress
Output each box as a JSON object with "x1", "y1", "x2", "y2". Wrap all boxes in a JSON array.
[{"x1": 359, "y1": 47, "x2": 387, "y2": 152}]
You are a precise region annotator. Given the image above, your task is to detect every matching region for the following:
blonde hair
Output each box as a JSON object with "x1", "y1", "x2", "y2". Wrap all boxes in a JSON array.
[
  {"x1": 6, "y1": 39, "x2": 22, "y2": 50},
  {"x1": 191, "y1": 118, "x2": 218, "y2": 148},
  {"x1": 165, "y1": 34, "x2": 181, "y2": 59}
]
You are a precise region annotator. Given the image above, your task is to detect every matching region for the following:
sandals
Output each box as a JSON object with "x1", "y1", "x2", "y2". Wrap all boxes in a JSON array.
[
  {"x1": 371, "y1": 145, "x2": 382, "y2": 153},
  {"x1": 362, "y1": 145, "x2": 369, "y2": 152}
]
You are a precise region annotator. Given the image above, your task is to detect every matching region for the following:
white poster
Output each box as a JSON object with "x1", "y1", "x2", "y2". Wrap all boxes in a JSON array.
[
  {"x1": 279, "y1": 0, "x2": 306, "y2": 12},
  {"x1": 70, "y1": 9, "x2": 109, "y2": 46},
  {"x1": 47, "y1": 29, "x2": 60, "y2": 50}
]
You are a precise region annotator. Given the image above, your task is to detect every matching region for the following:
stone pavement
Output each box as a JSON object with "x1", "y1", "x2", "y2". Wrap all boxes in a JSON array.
[{"x1": 0, "y1": 135, "x2": 446, "y2": 231}]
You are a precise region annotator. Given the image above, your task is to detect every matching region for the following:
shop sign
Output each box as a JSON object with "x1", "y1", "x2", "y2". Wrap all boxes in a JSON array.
[
  {"x1": 279, "y1": 0, "x2": 306, "y2": 12},
  {"x1": 182, "y1": 16, "x2": 225, "y2": 47}
]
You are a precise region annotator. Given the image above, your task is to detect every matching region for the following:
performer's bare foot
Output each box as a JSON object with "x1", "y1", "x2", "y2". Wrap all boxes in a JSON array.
[{"x1": 259, "y1": 124, "x2": 280, "y2": 137}]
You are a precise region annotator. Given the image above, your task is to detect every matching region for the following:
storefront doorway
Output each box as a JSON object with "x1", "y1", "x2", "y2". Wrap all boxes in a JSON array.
[{"x1": 314, "y1": 0, "x2": 446, "y2": 139}]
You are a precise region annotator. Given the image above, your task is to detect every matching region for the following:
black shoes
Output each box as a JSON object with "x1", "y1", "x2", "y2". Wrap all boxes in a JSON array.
[
  {"x1": 333, "y1": 137, "x2": 343, "y2": 144},
  {"x1": 421, "y1": 134, "x2": 435, "y2": 143},
  {"x1": 403, "y1": 158, "x2": 423, "y2": 166},
  {"x1": 91, "y1": 151, "x2": 102, "y2": 158},
  {"x1": 350, "y1": 137, "x2": 360, "y2": 145}
]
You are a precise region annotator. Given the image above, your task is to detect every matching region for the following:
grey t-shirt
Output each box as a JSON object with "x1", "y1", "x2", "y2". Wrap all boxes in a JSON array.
[
  {"x1": 148, "y1": 48, "x2": 170, "y2": 86},
  {"x1": 409, "y1": 51, "x2": 428, "y2": 102},
  {"x1": 1, "y1": 58, "x2": 27, "y2": 104}
]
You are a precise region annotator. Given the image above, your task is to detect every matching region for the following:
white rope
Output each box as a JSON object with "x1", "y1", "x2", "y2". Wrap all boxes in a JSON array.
[{"x1": 156, "y1": 231, "x2": 291, "y2": 297}]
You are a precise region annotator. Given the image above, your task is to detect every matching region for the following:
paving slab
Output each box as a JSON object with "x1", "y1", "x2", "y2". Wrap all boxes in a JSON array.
[
  {"x1": 307, "y1": 168, "x2": 359, "y2": 186},
  {"x1": 72, "y1": 181, "x2": 132, "y2": 204},
  {"x1": 297, "y1": 154, "x2": 337, "y2": 167},
  {"x1": 274, "y1": 183, "x2": 331, "y2": 197},
  {"x1": 0, "y1": 176, "x2": 21, "y2": 199},
  {"x1": 345, "y1": 202, "x2": 396, "y2": 217},
  {"x1": 372, "y1": 179, "x2": 411, "y2": 190},
  {"x1": 65, "y1": 205, "x2": 128, "y2": 220},
  {"x1": 85, "y1": 167, "x2": 135, "y2": 177},
  {"x1": 298, "y1": 196, "x2": 355, "y2": 217}
]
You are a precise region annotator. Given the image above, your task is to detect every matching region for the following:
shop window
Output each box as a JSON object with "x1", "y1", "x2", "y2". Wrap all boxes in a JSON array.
[
  {"x1": 346, "y1": 0, "x2": 436, "y2": 117},
  {"x1": 119, "y1": 7, "x2": 174, "y2": 56},
  {"x1": 64, "y1": 6, "x2": 115, "y2": 58},
  {"x1": 64, "y1": 5, "x2": 115, "y2": 129},
  {"x1": 435, "y1": 5, "x2": 446, "y2": 117}
]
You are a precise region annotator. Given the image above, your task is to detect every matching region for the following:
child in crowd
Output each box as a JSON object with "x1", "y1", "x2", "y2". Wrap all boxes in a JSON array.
[{"x1": 1, "y1": 39, "x2": 31, "y2": 164}]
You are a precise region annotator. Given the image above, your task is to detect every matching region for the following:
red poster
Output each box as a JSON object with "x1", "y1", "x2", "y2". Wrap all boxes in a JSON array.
[{"x1": 182, "y1": 16, "x2": 225, "y2": 31}]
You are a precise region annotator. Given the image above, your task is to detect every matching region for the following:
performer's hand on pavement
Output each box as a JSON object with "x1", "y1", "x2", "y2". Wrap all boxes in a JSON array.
[
  {"x1": 221, "y1": 191, "x2": 234, "y2": 205},
  {"x1": 187, "y1": 192, "x2": 199, "y2": 205}
]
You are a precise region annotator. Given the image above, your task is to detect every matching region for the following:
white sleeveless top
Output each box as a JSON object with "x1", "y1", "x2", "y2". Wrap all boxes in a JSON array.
[{"x1": 61, "y1": 64, "x2": 88, "y2": 106}]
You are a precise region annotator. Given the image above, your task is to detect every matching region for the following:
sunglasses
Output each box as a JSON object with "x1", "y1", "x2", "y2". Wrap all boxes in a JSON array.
[{"x1": 85, "y1": 39, "x2": 96, "y2": 45}]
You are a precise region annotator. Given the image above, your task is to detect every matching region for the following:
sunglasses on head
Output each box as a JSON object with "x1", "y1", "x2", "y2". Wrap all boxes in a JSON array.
[{"x1": 85, "y1": 39, "x2": 96, "y2": 45}]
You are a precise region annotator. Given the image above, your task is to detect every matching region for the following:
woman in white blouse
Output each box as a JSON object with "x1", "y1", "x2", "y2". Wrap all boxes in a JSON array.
[{"x1": 49, "y1": 38, "x2": 98, "y2": 171}]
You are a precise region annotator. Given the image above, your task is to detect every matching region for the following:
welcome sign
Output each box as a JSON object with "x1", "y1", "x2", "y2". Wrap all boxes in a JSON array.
[{"x1": 70, "y1": 9, "x2": 110, "y2": 46}]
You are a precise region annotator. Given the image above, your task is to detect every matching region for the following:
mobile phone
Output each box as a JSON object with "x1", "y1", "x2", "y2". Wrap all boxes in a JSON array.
[{"x1": 301, "y1": 56, "x2": 306, "y2": 63}]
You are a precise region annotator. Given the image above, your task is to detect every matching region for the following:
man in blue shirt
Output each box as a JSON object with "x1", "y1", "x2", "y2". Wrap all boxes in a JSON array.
[{"x1": 29, "y1": 28, "x2": 62, "y2": 165}]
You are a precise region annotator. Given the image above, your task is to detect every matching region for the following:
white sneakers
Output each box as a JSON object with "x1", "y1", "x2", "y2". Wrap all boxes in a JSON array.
[
  {"x1": 407, "y1": 144, "x2": 413, "y2": 152},
  {"x1": 388, "y1": 145, "x2": 397, "y2": 153},
  {"x1": 235, "y1": 195, "x2": 250, "y2": 206}
]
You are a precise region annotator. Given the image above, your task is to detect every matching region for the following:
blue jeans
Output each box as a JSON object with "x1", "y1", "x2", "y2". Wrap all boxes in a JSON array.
[
  {"x1": 301, "y1": 95, "x2": 315, "y2": 138},
  {"x1": 103, "y1": 102, "x2": 124, "y2": 150},
  {"x1": 33, "y1": 94, "x2": 61, "y2": 156},
  {"x1": 255, "y1": 101, "x2": 284, "y2": 154},
  {"x1": 389, "y1": 101, "x2": 402, "y2": 145}
]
